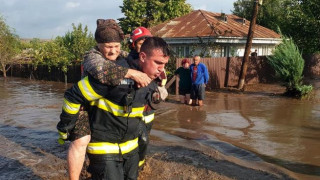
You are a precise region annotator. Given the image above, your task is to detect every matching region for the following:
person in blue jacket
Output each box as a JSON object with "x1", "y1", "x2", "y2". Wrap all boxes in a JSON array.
[{"x1": 190, "y1": 55, "x2": 209, "y2": 106}]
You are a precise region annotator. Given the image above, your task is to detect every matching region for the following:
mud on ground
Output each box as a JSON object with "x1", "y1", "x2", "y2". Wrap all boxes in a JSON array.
[{"x1": 138, "y1": 140, "x2": 296, "y2": 180}]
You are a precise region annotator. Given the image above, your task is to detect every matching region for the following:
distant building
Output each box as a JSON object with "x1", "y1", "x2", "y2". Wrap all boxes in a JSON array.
[{"x1": 150, "y1": 10, "x2": 281, "y2": 58}]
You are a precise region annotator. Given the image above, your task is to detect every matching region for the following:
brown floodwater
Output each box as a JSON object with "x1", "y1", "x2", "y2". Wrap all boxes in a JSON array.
[{"x1": 0, "y1": 77, "x2": 319, "y2": 179}]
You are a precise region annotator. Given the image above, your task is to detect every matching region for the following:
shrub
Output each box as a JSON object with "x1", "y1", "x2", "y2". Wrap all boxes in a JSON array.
[{"x1": 267, "y1": 34, "x2": 313, "y2": 97}]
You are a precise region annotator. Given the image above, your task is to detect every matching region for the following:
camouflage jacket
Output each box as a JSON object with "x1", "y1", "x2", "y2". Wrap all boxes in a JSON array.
[{"x1": 82, "y1": 47, "x2": 129, "y2": 86}]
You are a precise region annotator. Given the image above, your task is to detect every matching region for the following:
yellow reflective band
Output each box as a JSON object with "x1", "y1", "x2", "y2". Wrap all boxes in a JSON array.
[
  {"x1": 139, "y1": 159, "x2": 145, "y2": 167},
  {"x1": 78, "y1": 76, "x2": 102, "y2": 101},
  {"x1": 139, "y1": 159, "x2": 146, "y2": 167},
  {"x1": 62, "y1": 98, "x2": 80, "y2": 114},
  {"x1": 87, "y1": 138, "x2": 139, "y2": 155},
  {"x1": 58, "y1": 130, "x2": 68, "y2": 140},
  {"x1": 90, "y1": 98, "x2": 145, "y2": 117},
  {"x1": 142, "y1": 113, "x2": 155, "y2": 124},
  {"x1": 161, "y1": 78, "x2": 167, "y2": 86}
]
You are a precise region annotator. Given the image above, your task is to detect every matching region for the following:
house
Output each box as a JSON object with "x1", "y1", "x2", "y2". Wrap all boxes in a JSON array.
[{"x1": 150, "y1": 10, "x2": 281, "y2": 58}]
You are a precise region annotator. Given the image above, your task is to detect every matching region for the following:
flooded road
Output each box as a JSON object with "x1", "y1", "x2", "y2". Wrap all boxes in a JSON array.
[{"x1": 0, "y1": 77, "x2": 319, "y2": 179}]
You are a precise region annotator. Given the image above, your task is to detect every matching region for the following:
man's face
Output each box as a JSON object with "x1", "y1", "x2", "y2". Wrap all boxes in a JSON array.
[
  {"x1": 140, "y1": 49, "x2": 169, "y2": 80},
  {"x1": 98, "y1": 42, "x2": 121, "y2": 61},
  {"x1": 193, "y1": 56, "x2": 200, "y2": 65},
  {"x1": 135, "y1": 39, "x2": 145, "y2": 53}
]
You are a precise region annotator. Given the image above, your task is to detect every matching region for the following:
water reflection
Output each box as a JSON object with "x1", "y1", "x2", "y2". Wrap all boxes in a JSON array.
[
  {"x1": 176, "y1": 106, "x2": 208, "y2": 140},
  {"x1": 154, "y1": 80, "x2": 320, "y2": 179}
]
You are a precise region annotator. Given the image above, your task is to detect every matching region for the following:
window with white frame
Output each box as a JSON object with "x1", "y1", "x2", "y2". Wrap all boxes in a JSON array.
[{"x1": 175, "y1": 46, "x2": 190, "y2": 57}]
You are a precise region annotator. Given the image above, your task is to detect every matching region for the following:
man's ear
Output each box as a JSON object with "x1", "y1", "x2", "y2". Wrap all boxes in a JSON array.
[{"x1": 139, "y1": 52, "x2": 146, "y2": 63}]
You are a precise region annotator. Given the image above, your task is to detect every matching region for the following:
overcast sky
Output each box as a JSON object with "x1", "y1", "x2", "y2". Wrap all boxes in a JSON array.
[{"x1": 0, "y1": 0, "x2": 237, "y2": 39}]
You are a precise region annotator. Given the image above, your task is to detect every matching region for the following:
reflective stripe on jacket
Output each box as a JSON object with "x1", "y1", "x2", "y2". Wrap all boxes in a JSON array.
[
  {"x1": 87, "y1": 138, "x2": 138, "y2": 155},
  {"x1": 142, "y1": 113, "x2": 154, "y2": 124}
]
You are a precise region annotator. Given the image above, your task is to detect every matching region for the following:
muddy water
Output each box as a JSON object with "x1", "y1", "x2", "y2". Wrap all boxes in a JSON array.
[
  {"x1": 153, "y1": 81, "x2": 320, "y2": 180},
  {"x1": 0, "y1": 78, "x2": 70, "y2": 179},
  {"x1": 0, "y1": 77, "x2": 319, "y2": 179}
]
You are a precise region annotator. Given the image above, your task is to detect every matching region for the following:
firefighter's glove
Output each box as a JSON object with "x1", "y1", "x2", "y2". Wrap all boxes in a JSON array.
[
  {"x1": 57, "y1": 130, "x2": 69, "y2": 145},
  {"x1": 157, "y1": 86, "x2": 168, "y2": 101}
]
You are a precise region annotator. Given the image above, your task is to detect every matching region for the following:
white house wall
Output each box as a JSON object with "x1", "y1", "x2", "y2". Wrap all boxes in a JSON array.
[{"x1": 170, "y1": 41, "x2": 279, "y2": 58}]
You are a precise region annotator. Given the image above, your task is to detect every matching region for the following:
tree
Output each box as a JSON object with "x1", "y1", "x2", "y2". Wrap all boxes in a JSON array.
[
  {"x1": 55, "y1": 23, "x2": 95, "y2": 83},
  {"x1": 232, "y1": 0, "x2": 253, "y2": 20},
  {"x1": 233, "y1": 0, "x2": 285, "y2": 31},
  {"x1": 232, "y1": 0, "x2": 320, "y2": 54},
  {"x1": 0, "y1": 16, "x2": 21, "y2": 77},
  {"x1": 25, "y1": 23, "x2": 95, "y2": 83},
  {"x1": 281, "y1": 0, "x2": 320, "y2": 54},
  {"x1": 56, "y1": 23, "x2": 95, "y2": 63},
  {"x1": 267, "y1": 34, "x2": 312, "y2": 97},
  {"x1": 118, "y1": 0, "x2": 192, "y2": 34},
  {"x1": 238, "y1": 0, "x2": 261, "y2": 90},
  {"x1": 28, "y1": 38, "x2": 45, "y2": 70}
]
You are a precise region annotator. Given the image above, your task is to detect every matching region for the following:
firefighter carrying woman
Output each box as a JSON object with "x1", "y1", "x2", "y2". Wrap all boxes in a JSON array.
[{"x1": 57, "y1": 19, "x2": 169, "y2": 179}]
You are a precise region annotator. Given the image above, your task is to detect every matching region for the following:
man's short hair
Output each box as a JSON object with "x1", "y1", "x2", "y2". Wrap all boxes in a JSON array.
[{"x1": 140, "y1": 37, "x2": 170, "y2": 57}]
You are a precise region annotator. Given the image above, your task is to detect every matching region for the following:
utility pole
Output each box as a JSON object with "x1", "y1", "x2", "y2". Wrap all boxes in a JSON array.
[{"x1": 237, "y1": 0, "x2": 262, "y2": 90}]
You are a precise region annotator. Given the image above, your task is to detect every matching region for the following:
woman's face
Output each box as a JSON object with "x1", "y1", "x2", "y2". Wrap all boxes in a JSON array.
[
  {"x1": 98, "y1": 42, "x2": 121, "y2": 61},
  {"x1": 183, "y1": 62, "x2": 190, "y2": 69}
]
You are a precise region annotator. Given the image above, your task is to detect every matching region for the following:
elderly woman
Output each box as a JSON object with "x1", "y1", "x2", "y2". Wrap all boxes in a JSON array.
[{"x1": 174, "y1": 58, "x2": 192, "y2": 104}]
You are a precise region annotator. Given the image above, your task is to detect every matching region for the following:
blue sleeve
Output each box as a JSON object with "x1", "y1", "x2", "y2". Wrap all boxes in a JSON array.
[{"x1": 202, "y1": 64, "x2": 209, "y2": 84}]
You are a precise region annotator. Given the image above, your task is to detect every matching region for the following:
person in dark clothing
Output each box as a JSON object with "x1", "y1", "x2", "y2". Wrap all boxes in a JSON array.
[
  {"x1": 127, "y1": 27, "x2": 152, "y2": 61},
  {"x1": 126, "y1": 26, "x2": 167, "y2": 169},
  {"x1": 174, "y1": 58, "x2": 192, "y2": 104},
  {"x1": 57, "y1": 37, "x2": 170, "y2": 180},
  {"x1": 251, "y1": 49, "x2": 258, "y2": 57},
  {"x1": 59, "y1": 19, "x2": 154, "y2": 180}
]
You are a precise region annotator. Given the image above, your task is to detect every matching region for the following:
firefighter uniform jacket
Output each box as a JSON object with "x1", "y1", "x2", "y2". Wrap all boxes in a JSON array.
[{"x1": 57, "y1": 58, "x2": 158, "y2": 159}]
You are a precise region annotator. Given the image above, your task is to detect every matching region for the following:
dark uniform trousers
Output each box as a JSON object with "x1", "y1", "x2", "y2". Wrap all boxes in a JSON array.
[{"x1": 88, "y1": 153, "x2": 139, "y2": 180}]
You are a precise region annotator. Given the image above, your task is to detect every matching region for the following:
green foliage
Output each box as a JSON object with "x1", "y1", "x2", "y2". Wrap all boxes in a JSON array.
[
  {"x1": 56, "y1": 23, "x2": 95, "y2": 63},
  {"x1": 232, "y1": 0, "x2": 320, "y2": 54},
  {"x1": 119, "y1": 0, "x2": 192, "y2": 34},
  {"x1": 0, "y1": 15, "x2": 21, "y2": 77},
  {"x1": 42, "y1": 41, "x2": 73, "y2": 73},
  {"x1": 165, "y1": 48, "x2": 178, "y2": 79},
  {"x1": 281, "y1": 0, "x2": 320, "y2": 54},
  {"x1": 267, "y1": 34, "x2": 313, "y2": 97},
  {"x1": 28, "y1": 38, "x2": 45, "y2": 68},
  {"x1": 26, "y1": 23, "x2": 95, "y2": 73},
  {"x1": 233, "y1": 0, "x2": 286, "y2": 31},
  {"x1": 232, "y1": 0, "x2": 253, "y2": 19}
]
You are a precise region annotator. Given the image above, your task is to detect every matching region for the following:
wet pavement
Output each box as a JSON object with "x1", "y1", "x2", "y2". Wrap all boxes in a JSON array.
[{"x1": 0, "y1": 77, "x2": 319, "y2": 179}]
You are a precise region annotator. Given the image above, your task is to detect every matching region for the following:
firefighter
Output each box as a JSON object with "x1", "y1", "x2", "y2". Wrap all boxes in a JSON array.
[
  {"x1": 127, "y1": 27, "x2": 153, "y2": 61},
  {"x1": 126, "y1": 27, "x2": 168, "y2": 168},
  {"x1": 57, "y1": 37, "x2": 170, "y2": 179},
  {"x1": 64, "y1": 19, "x2": 153, "y2": 180}
]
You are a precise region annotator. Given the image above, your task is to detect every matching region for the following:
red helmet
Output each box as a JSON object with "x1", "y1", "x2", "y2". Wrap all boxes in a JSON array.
[{"x1": 131, "y1": 27, "x2": 152, "y2": 43}]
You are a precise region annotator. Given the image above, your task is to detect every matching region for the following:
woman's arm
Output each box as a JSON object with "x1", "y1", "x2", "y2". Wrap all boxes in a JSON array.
[{"x1": 83, "y1": 48, "x2": 151, "y2": 87}]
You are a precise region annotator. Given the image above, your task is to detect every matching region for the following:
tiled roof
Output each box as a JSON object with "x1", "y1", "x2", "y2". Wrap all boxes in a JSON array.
[{"x1": 150, "y1": 10, "x2": 280, "y2": 39}]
